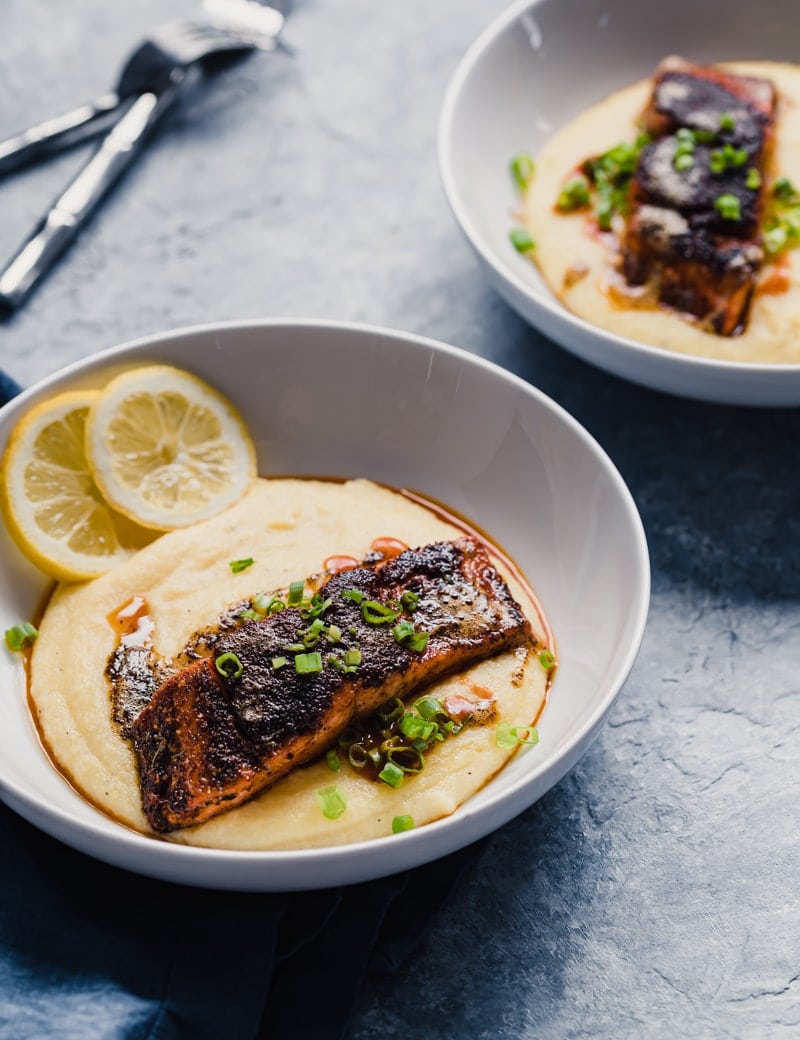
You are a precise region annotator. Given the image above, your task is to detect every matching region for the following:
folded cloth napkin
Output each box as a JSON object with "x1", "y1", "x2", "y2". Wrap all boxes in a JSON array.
[{"x1": 0, "y1": 372, "x2": 486, "y2": 1040}]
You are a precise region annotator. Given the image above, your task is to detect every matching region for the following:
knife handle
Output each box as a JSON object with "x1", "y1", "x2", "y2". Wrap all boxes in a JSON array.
[
  {"x1": 0, "y1": 94, "x2": 122, "y2": 178},
  {"x1": 0, "y1": 83, "x2": 181, "y2": 311}
]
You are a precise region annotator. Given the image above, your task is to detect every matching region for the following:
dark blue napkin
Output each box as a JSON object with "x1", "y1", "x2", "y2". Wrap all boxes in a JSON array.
[
  {"x1": 0, "y1": 373, "x2": 485, "y2": 1040},
  {"x1": 0, "y1": 370, "x2": 21, "y2": 405}
]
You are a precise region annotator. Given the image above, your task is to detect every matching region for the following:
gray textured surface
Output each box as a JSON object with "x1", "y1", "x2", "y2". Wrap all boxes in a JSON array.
[{"x1": 1, "y1": 2, "x2": 799, "y2": 1038}]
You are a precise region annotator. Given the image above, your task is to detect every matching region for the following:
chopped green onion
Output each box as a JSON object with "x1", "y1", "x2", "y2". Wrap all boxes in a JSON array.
[
  {"x1": 239, "y1": 608, "x2": 260, "y2": 621},
  {"x1": 539, "y1": 649, "x2": 556, "y2": 669},
  {"x1": 387, "y1": 745, "x2": 424, "y2": 774},
  {"x1": 400, "y1": 590, "x2": 419, "y2": 612},
  {"x1": 774, "y1": 176, "x2": 798, "y2": 200},
  {"x1": 672, "y1": 130, "x2": 695, "y2": 171},
  {"x1": 215, "y1": 652, "x2": 244, "y2": 679},
  {"x1": 691, "y1": 128, "x2": 715, "y2": 144},
  {"x1": 496, "y1": 723, "x2": 540, "y2": 749},
  {"x1": 509, "y1": 227, "x2": 535, "y2": 252},
  {"x1": 378, "y1": 761, "x2": 405, "y2": 788},
  {"x1": 347, "y1": 743, "x2": 370, "y2": 769},
  {"x1": 393, "y1": 620, "x2": 416, "y2": 644},
  {"x1": 253, "y1": 593, "x2": 284, "y2": 615},
  {"x1": 361, "y1": 600, "x2": 400, "y2": 625},
  {"x1": 306, "y1": 594, "x2": 332, "y2": 619},
  {"x1": 510, "y1": 152, "x2": 535, "y2": 191},
  {"x1": 326, "y1": 749, "x2": 341, "y2": 772},
  {"x1": 301, "y1": 619, "x2": 325, "y2": 646},
  {"x1": 392, "y1": 815, "x2": 414, "y2": 834},
  {"x1": 719, "y1": 111, "x2": 736, "y2": 132},
  {"x1": 341, "y1": 588, "x2": 365, "y2": 605},
  {"x1": 400, "y1": 713, "x2": 437, "y2": 742},
  {"x1": 344, "y1": 648, "x2": 361, "y2": 668},
  {"x1": 581, "y1": 132, "x2": 652, "y2": 232},
  {"x1": 287, "y1": 580, "x2": 305, "y2": 606},
  {"x1": 326, "y1": 624, "x2": 342, "y2": 643},
  {"x1": 414, "y1": 695, "x2": 445, "y2": 722},
  {"x1": 763, "y1": 224, "x2": 788, "y2": 254},
  {"x1": 284, "y1": 642, "x2": 306, "y2": 653},
  {"x1": 272, "y1": 656, "x2": 288, "y2": 670},
  {"x1": 709, "y1": 144, "x2": 748, "y2": 174},
  {"x1": 714, "y1": 193, "x2": 742, "y2": 221},
  {"x1": 4, "y1": 622, "x2": 38, "y2": 652},
  {"x1": 556, "y1": 176, "x2": 591, "y2": 211},
  {"x1": 316, "y1": 785, "x2": 346, "y2": 819},
  {"x1": 295, "y1": 651, "x2": 323, "y2": 675},
  {"x1": 376, "y1": 697, "x2": 405, "y2": 725},
  {"x1": 229, "y1": 557, "x2": 254, "y2": 573},
  {"x1": 406, "y1": 631, "x2": 429, "y2": 654},
  {"x1": 745, "y1": 168, "x2": 762, "y2": 190}
]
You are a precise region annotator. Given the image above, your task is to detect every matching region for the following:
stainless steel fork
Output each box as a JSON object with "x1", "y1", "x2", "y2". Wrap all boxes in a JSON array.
[
  {"x1": 0, "y1": 12, "x2": 283, "y2": 311},
  {"x1": 0, "y1": 16, "x2": 282, "y2": 178}
]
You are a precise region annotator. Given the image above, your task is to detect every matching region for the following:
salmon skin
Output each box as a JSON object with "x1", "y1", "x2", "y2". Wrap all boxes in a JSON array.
[
  {"x1": 128, "y1": 537, "x2": 533, "y2": 832},
  {"x1": 621, "y1": 57, "x2": 776, "y2": 335}
]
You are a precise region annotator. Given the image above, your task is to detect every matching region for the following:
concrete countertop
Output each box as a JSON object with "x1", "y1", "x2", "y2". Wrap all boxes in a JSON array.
[{"x1": 1, "y1": 2, "x2": 798, "y2": 1037}]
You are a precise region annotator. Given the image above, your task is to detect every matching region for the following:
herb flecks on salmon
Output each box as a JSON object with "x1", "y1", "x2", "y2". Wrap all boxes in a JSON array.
[{"x1": 126, "y1": 538, "x2": 533, "y2": 832}]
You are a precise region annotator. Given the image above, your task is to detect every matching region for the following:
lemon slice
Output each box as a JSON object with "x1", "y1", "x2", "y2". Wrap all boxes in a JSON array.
[
  {"x1": 85, "y1": 365, "x2": 257, "y2": 531},
  {"x1": 1, "y1": 390, "x2": 141, "y2": 581}
]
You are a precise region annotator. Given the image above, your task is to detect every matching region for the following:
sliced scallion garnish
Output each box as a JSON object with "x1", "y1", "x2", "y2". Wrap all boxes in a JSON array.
[
  {"x1": 392, "y1": 620, "x2": 415, "y2": 644},
  {"x1": 496, "y1": 723, "x2": 540, "y2": 749},
  {"x1": 4, "y1": 622, "x2": 38, "y2": 652},
  {"x1": 215, "y1": 652, "x2": 244, "y2": 679},
  {"x1": 539, "y1": 649, "x2": 556, "y2": 669},
  {"x1": 287, "y1": 580, "x2": 305, "y2": 606},
  {"x1": 326, "y1": 749, "x2": 341, "y2": 772},
  {"x1": 406, "y1": 631, "x2": 429, "y2": 654},
  {"x1": 509, "y1": 227, "x2": 535, "y2": 253},
  {"x1": 510, "y1": 152, "x2": 535, "y2": 192},
  {"x1": 316, "y1": 785, "x2": 347, "y2": 819},
  {"x1": 229, "y1": 557, "x2": 254, "y2": 573},
  {"x1": 361, "y1": 599, "x2": 400, "y2": 625},
  {"x1": 295, "y1": 651, "x2": 323, "y2": 675},
  {"x1": 378, "y1": 761, "x2": 405, "y2": 788},
  {"x1": 400, "y1": 713, "x2": 437, "y2": 742},
  {"x1": 774, "y1": 176, "x2": 798, "y2": 201},
  {"x1": 745, "y1": 168, "x2": 761, "y2": 190},
  {"x1": 392, "y1": 814, "x2": 415, "y2": 834},
  {"x1": 344, "y1": 648, "x2": 361, "y2": 668},
  {"x1": 714, "y1": 193, "x2": 742, "y2": 221},
  {"x1": 556, "y1": 176, "x2": 591, "y2": 211}
]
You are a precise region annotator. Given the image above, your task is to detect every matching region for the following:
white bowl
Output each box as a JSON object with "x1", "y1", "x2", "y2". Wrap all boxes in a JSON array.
[
  {"x1": 0, "y1": 320, "x2": 649, "y2": 891},
  {"x1": 439, "y1": 0, "x2": 800, "y2": 406}
]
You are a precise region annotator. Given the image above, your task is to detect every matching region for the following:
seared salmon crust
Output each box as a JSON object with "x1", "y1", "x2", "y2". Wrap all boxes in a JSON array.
[
  {"x1": 128, "y1": 537, "x2": 533, "y2": 832},
  {"x1": 622, "y1": 57, "x2": 776, "y2": 335}
]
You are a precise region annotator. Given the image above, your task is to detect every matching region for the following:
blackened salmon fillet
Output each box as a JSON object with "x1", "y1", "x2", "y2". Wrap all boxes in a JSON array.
[
  {"x1": 621, "y1": 57, "x2": 777, "y2": 335},
  {"x1": 128, "y1": 537, "x2": 533, "y2": 832}
]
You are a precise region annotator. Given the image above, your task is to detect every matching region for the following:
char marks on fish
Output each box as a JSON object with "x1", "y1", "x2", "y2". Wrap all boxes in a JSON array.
[
  {"x1": 124, "y1": 537, "x2": 533, "y2": 832},
  {"x1": 621, "y1": 56, "x2": 776, "y2": 335}
]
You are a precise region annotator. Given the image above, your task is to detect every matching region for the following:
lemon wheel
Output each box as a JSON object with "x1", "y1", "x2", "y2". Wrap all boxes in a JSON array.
[
  {"x1": 85, "y1": 365, "x2": 257, "y2": 531},
  {"x1": 0, "y1": 390, "x2": 142, "y2": 581}
]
